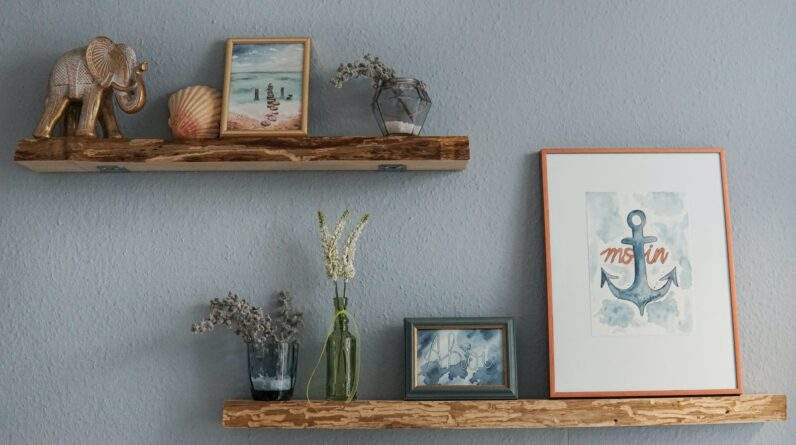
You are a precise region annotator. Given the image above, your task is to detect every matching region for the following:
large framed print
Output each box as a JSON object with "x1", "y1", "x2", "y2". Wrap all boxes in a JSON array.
[{"x1": 541, "y1": 148, "x2": 742, "y2": 398}]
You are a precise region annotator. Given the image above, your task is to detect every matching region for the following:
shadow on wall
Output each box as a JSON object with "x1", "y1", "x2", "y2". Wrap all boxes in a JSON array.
[
  {"x1": 6, "y1": 51, "x2": 58, "y2": 147},
  {"x1": 512, "y1": 152, "x2": 549, "y2": 398},
  {"x1": 130, "y1": 39, "x2": 228, "y2": 138}
]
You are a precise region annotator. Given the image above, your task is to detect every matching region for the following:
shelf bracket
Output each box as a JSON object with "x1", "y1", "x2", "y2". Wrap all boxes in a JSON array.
[
  {"x1": 378, "y1": 164, "x2": 407, "y2": 172},
  {"x1": 96, "y1": 165, "x2": 129, "y2": 173}
]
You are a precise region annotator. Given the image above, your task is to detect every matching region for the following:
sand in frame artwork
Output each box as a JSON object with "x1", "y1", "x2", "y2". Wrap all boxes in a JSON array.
[
  {"x1": 541, "y1": 148, "x2": 742, "y2": 398},
  {"x1": 220, "y1": 37, "x2": 310, "y2": 136}
]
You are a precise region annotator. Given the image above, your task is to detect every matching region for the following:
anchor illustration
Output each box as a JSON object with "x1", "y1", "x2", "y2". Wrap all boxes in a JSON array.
[{"x1": 600, "y1": 209, "x2": 678, "y2": 316}]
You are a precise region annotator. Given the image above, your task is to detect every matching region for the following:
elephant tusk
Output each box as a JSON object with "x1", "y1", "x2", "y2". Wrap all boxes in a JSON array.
[{"x1": 100, "y1": 74, "x2": 114, "y2": 89}]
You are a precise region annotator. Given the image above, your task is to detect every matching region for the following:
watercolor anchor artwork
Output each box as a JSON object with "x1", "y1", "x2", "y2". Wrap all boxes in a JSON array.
[
  {"x1": 586, "y1": 192, "x2": 693, "y2": 336},
  {"x1": 600, "y1": 210, "x2": 679, "y2": 316}
]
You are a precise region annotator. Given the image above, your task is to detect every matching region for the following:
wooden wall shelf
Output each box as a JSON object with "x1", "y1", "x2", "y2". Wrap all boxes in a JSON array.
[
  {"x1": 14, "y1": 136, "x2": 469, "y2": 172},
  {"x1": 222, "y1": 394, "x2": 786, "y2": 429}
]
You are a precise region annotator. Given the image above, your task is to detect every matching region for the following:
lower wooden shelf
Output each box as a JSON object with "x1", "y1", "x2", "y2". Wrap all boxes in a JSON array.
[
  {"x1": 14, "y1": 135, "x2": 469, "y2": 172},
  {"x1": 222, "y1": 394, "x2": 786, "y2": 429}
]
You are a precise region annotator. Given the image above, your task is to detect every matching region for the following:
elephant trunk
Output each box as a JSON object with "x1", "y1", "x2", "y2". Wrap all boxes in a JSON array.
[{"x1": 114, "y1": 62, "x2": 147, "y2": 114}]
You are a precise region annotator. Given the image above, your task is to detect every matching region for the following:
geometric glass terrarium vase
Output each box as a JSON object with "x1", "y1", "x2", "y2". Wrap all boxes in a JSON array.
[
  {"x1": 247, "y1": 340, "x2": 299, "y2": 401},
  {"x1": 372, "y1": 78, "x2": 431, "y2": 136}
]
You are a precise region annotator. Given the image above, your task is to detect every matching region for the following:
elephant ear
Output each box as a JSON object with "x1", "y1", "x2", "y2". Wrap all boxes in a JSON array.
[{"x1": 85, "y1": 36, "x2": 129, "y2": 88}]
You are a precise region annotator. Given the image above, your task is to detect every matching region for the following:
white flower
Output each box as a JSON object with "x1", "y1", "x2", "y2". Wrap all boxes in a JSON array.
[
  {"x1": 317, "y1": 210, "x2": 369, "y2": 283},
  {"x1": 341, "y1": 214, "x2": 369, "y2": 280}
]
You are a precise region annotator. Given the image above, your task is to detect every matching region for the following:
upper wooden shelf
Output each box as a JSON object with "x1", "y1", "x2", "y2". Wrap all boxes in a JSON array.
[
  {"x1": 13, "y1": 135, "x2": 469, "y2": 172},
  {"x1": 222, "y1": 394, "x2": 786, "y2": 429}
]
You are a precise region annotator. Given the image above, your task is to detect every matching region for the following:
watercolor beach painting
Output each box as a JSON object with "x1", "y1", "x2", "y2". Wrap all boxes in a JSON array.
[
  {"x1": 221, "y1": 38, "x2": 309, "y2": 135},
  {"x1": 586, "y1": 192, "x2": 693, "y2": 336},
  {"x1": 415, "y1": 328, "x2": 505, "y2": 386}
]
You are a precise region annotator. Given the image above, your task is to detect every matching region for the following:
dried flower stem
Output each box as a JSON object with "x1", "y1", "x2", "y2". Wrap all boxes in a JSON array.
[
  {"x1": 317, "y1": 210, "x2": 370, "y2": 300},
  {"x1": 191, "y1": 291, "x2": 303, "y2": 345},
  {"x1": 330, "y1": 54, "x2": 396, "y2": 89}
]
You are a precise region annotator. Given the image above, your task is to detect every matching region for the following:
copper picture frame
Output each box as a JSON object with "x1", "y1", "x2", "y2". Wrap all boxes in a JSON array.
[{"x1": 541, "y1": 147, "x2": 742, "y2": 398}]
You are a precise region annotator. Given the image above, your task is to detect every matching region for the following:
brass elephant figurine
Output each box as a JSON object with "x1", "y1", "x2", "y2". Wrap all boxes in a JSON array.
[{"x1": 33, "y1": 36, "x2": 148, "y2": 138}]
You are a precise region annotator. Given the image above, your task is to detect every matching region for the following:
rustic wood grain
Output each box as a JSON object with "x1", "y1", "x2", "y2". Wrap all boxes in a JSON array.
[
  {"x1": 14, "y1": 136, "x2": 469, "y2": 172},
  {"x1": 221, "y1": 394, "x2": 786, "y2": 429}
]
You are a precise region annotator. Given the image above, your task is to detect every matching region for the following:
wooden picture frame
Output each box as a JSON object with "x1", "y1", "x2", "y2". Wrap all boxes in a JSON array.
[
  {"x1": 541, "y1": 148, "x2": 742, "y2": 398},
  {"x1": 220, "y1": 37, "x2": 310, "y2": 137},
  {"x1": 404, "y1": 317, "x2": 518, "y2": 400}
]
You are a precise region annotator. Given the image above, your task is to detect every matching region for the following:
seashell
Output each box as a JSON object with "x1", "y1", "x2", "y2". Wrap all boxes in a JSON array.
[{"x1": 168, "y1": 85, "x2": 221, "y2": 139}]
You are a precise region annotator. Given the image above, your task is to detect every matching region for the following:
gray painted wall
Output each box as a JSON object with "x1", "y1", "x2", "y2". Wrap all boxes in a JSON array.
[{"x1": 1, "y1": 1, "x2": 793, "y2": 443}]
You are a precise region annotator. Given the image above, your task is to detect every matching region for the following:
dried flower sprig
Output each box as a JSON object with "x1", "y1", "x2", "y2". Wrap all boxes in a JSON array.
[
  {"x1": 342, "y1": 214, "x2": 370, "y2": 280},
  {"x1": 271, "y1": 291, "x2": 304, "y2": 342},
  {"x1": 330, "y1": 54, "x2": 396, "y2": 89},
  {"x1": 191, "y1": 291, "x2": 303, "y2": 345},
  {"x1": 317, "y1": 210, "x2": 370, "y2": 284}
]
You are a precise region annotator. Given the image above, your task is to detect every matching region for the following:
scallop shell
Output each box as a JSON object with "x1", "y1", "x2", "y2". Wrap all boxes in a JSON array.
[{"x1": 168, "y1": 85, "x2": 221, "y2": 139}]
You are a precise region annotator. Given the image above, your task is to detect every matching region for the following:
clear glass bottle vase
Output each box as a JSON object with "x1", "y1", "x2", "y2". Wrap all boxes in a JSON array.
[{"x1": 325, "y1": 296, "x2": 358, "y2": 401}]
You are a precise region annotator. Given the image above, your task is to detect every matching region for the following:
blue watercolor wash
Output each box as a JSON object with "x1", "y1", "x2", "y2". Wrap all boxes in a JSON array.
[
  {"x1": 586, "y1": 192, "x2": 621, "y2": 243},
  {"x1": 598, "y1": 299, "x2": 635, "y2": 327},
  {"x1": 416, "y1": 329, "x2": 504, "y2": 386},
  {"x1": 470, "y1": 359, "x2": 503, "y2": 385},
  {"x1": 646, "y1": 296, "x2": 679, "y2": 327}
]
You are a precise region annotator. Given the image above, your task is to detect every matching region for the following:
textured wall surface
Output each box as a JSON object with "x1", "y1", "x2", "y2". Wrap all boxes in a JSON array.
[{"x1": 1, "y1": 1, "x2": 793, "y2": 443}]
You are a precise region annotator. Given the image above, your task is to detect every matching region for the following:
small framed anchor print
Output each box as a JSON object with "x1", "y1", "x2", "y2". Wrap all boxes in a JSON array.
[{"x1": 541, "y1": 148, "x2": 742, "y2": 398}]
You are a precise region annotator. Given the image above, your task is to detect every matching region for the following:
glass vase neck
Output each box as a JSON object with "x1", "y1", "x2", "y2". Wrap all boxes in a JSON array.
[{"x1": 332, "y1": 295, "x2": 349, "y2": 331}]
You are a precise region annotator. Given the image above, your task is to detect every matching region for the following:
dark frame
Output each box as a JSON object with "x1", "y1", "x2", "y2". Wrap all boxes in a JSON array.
[{"x1": 404, "y1": 317, "x2": 518, "y2": 400}]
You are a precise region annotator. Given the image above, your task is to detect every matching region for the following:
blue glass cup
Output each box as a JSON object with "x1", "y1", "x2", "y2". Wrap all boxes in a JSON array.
[{"x1": 247, "y1": 341, "x2": 298, "y2": 401}]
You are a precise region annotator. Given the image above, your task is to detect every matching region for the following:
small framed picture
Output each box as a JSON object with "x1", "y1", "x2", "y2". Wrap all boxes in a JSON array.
[
  {"x1": 404, "y1": 317, "x2": 518, "y2": 400},
  {"x1": 220, "y1": 37, "x2": 310, "y2": 136},
  {"x1": 541, "y1": 148, "x2": 742, "y2": 397}
]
